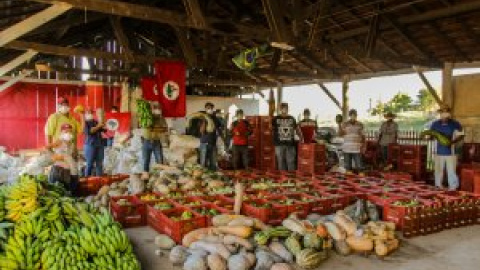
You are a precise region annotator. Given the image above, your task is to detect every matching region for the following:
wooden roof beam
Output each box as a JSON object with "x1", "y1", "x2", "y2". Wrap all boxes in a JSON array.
[
  {"x1": 4, "y1": 40, "x2": 176, "y2": 64},
  {"x1": 189, "y1": 77, "x2": 275, "y2": 87},
  {"x1": 414, "y1": 66, "x2": 443, "y2": 106},
  {"x1": 174, "y1": 27, "x2": 198, "y2": 67},
  {"x1": 307, "y1": 0, "x2": 332, "y2": 49},
  {"x1": 110, "y1": 16, "x2": 135, "y2": 62},
  {"x1": 0, "y1": 70, "x2": 34, "y2": 93},
  {"x1": 182, "y1": 0, "x2": 207, "y2": 29},
  {"x1": 329, "y1": 0, "x2": 480, "y2": 41},
  {"x1": 26, "y1": 13, "x2": 106, "y2": 37},
  {"x1": 0, "y1": 50, "x2": 38, "y2": 76},
  {"x1": 317, "y1": 83, "x2": 342, "y2": 110},
  {"x1": 0, "y1": 3, "x2": 72, "y2": 47},
  {"x1": 261, "y1": 0, "x2": 291, "y2": 43}
]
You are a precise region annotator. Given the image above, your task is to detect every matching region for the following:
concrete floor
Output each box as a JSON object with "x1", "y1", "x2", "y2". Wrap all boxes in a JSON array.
[{"x1": 126, "y1": 225, "x2": 480, "y2": 270}]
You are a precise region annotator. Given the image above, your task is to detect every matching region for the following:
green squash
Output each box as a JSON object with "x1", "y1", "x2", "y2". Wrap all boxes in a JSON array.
[
  {"x1": 284, "y1": 233, "x2": 302, "y2": 256},
  {"x1": 296, "y1": 248, "x2": 327, "y2": 269},
  {"x1": 303, "y1": 232, "x2": 323, "y2": 250}
]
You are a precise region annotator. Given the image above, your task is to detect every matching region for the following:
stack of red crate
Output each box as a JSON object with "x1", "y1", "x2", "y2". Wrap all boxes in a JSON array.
[
  {"x1": 246, "y1": 116, "x2": 261, "y2": 169},
  {"x1": 297, "y1": 143, "x2": 327, "y2": 175},
  {"x1": 462, "y1": 143, "x2": 480, "y2": 163},
  {"x1": 387, "y1": 143, "x2": 401, "y2": 167},
  {"x1": 246, "y1": 116, "x2": 275, "y2": 170},
  {"x1": 397, "y1": 145, "x2": 427, "y2": 181},
  {"x1": 363, "y1": 141, "x2": 379, "y2": 167}
]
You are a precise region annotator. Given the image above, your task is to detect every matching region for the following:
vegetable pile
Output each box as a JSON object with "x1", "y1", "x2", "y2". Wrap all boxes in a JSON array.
[{"x1": 0, "y1": 175, "x2": 140, "y2": 270}]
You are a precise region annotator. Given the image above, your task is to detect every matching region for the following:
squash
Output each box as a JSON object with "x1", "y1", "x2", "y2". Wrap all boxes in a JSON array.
[
  {"x1": 207, "y1": 253, "x2": 227, "y2": 270},
  {"x1": 333, "y1": 212, "x2": 357, "y2": 236},
  {"x1": 212, "y1": 215, "x2": 245, "y2": 226},
  {"x1": 284, "y1": 234, "x2": 302, "y2": 256},
  {"x1": 333, "y1": 240, "x2": 351, "y2": 256},
  {"x1": 303, "y1": 232, "x2": 323, "y2": 250},
  {"x1": 190, "y1": 241, "x2": 232, "y2": 260},
  {"x1": 215, "y1": 226, "x2": 253, "y2": 238},
  {"x1": 243, "y1": 252, "x2": 256, "y2": 268},
  {"x1": 154, "y1": 234, "x2": 176, "y2": 249},
  {"x1": 228, "y1": 217, "x2": 255, "y2": 227},
  {"x1": 207, "y1": 180, "x2": 225, "y2": 189},
  {"x1": 183, "y1": 228, "x2": 215, "y2": 247},
  {"x1": 254, "y1": 250, "x2": 274, "y2": 270},
  {"x1": 346, "y1": 236, "x2": 374, "y2": 252},
  {"x1": 269, "y1": 241, "x2": 293, "y2": 263},
  {"x1": 374, "y1": 239, "x2": 399, "y2": 256},
  {"x1": 295, "y1": 248, "x2": 326, "y2": 269},
  {"x1": 223, "y1": 235, "x2": 253, "y2": 250},
  {"x1": 271, "y1": 263, "x2": 294, "y2": 270},
  {"x1": 282, "y1": 217, "x2": 307, "y2": 235},
  {"x1": 234, "y1": 182, "x2": 245, "y2": 214},
  {"x1": 184, "y1": 255, "x2": 208, "y2": 270},
  {"x1": 227, "y1": 254, "x2": 251, "y2": 270},
  {"x1": 169, "y1": 245, "x2": 189, "y2": 265},
  {"x1": 324, "y1": 222, "x2": 346, "y2": 240},
  {"x1": 316, "y1": 223, "x2": 328, "y2": 238}
]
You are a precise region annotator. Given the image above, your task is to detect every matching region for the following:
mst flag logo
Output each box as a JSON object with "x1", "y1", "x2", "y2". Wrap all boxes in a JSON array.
[{"x1": 163, "y1": 81, "x2": 180, "y2": 101}]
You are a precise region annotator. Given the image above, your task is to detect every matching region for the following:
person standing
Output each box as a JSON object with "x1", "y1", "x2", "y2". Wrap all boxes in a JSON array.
[
  {"x1": 339, "y1": 109, "x2": 365, "y2": 171},
  {"x1": 199, "y1": 102, "x2": 223, "y2": 171},
  {"x1": 46, "y1": 124, "x2": 79, "y2": 194},
  {"x1": 45, "y1": 97, "x2": 83, "y2": 151},
  {"x1": 141, "y1": 102, "x2": 169, "y2": 173},
  {"x1": 104, "y1": 106, "x2": 119, "y2": 147},
  {"x1": 298, "y1": 109, "x2": 318, "y2": 143},
  {"x1": 430, "y1": 105, "x2": 464, "y2": 190},
  {"x1": 83, "y1": 108, "x2": 106, "y2": 176},
  {"x1": 272, "y1": 103, "x2": 303, "y2": 171},
  {"x1": 230, "y1": 109, "x2": 252, "y2": 170},
  {"x1": 378, "y1": 112, "x2": 398, "y2": 165}
]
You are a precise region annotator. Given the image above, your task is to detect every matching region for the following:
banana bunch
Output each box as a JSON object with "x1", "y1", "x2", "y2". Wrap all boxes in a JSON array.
[
  {"x1": 0, "y1": 222, "x2": 14, "y2": 251},
  {"x1": 2, "y1": 218, "x2": 48, "y2": 269},
  {"x1": 5, "y1": 176, "x2": 39, "y2": 222},
  {"x1": 41, "y1": 229, "x2": 95, "y2": 270},
  {"x1": 137, "y1": 99, "x2": 154, "y2": 128},
  {"x1": 0, "y1": 193, "x2": 6, "y2": 221}
]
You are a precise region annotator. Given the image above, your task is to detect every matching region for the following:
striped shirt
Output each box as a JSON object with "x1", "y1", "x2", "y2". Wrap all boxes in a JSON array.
[{"x1": 342, "y1": 121, "x2": 364, "y2": 153}]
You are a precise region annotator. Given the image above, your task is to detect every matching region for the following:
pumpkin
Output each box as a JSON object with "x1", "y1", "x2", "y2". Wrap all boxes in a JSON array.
[
  {"x1": 207, "y1": 254, "x2": 227, "y2": 270},
  {"x1": 316, "y1": 223, "x2": 328, "y2": 238},
  {"x1": 271, "y1": 263, "x2": 294, "y2": 270},
  {"x1": 296, "y1": 248, "x2": 327, "y2": 269},
  {"x1": 284, "y1": 234, "x2": 302, "y2": 256},
  {"x1": 303, "y1": 232, "x2": 323, "y2": 250}
]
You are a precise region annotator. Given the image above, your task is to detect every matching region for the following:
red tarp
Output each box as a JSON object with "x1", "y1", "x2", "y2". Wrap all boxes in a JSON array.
[{"x1": 0, "y1": 80, "x2": 121, "y2": 152}]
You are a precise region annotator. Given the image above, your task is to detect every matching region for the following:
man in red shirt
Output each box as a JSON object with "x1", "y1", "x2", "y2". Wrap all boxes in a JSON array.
[
  {"x1": 230, "y1": 109, "x2": 252, "y2": 170},
  {"x1": 299, "y1": 109, "x2": 317, "y2": 143}
]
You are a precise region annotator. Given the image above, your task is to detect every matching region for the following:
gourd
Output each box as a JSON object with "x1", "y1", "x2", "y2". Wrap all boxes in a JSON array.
[
  {"x1": 207, "y1": 254, "x2": 227, "y2": 270},
  {"x1": 271, "y1": 263, "x2": 294, "y2": 270},
  {"x1": 316, "y1": 223, "x2": 328, "y2": 238},
  {"x1": 324, "y1": 222, "x2": 346, "y2": 240},
  {"x1": 282, "y1": 217, "x2": 307, "y2": 235},
  {"x1": 215, "y1": 226, "x2": 253, "y2": 238},
  {"x1": 223, "y1": 235, "x2": 253, "y2": 250},
  {"x1": 284, "y1": 234, "x2": 302, "y2": 256},
  {"x1": 333, "y1": 212, "x2": 357, "y2": 236},
  {"x1": 228, "y1": 254, "x2": 251, "y2": 270},
  {"x1": 190, "y1": 241, "x2": 231, "y2": 260},
  {"x1": 346, "y1": 236, "x2": 374, "y2": 252},
  {"x1": 169, "y1": 245, "x2": 189, "y2": 265},
  {"x1": 183, "y1": 228, "x2": 215, "y2": 247},
  {"x1": 303, "y1": 232, "x2": 323, "y2": 250},
  {"x1": 212, "y1": 215, "x2": 245, "y2": 226},
  {"x1": 374, "y1": 239, "x2": 399, "y2": 256},
  {"x1": 184, "y1": 255, "x2": 208, "y2": 270},
  {"x1": 295, "y1": 248, "x2": 326, "y2": 269},
  {"x1": 254, "y1": 251, "x2": 274, "y2": 270},
  {"x1": 269, "y1": 241, "x2": 293, "y2": 263}
]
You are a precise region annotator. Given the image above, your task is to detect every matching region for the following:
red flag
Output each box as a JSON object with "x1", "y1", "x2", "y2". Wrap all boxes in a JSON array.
[
  {"x1": 140, "y1": 76, "x2": 159, "y2": 102},
  {"x1": 154, "y1": 61, "x2": 186, "y2": 118},
  {"x1": 104, "y1": 112, "x2": 131, "y2": 135}
]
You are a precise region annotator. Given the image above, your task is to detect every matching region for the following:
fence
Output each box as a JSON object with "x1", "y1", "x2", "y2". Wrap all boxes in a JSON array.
[{"x1": 365, "y1": 130, "x2": 436, "y2": 171}]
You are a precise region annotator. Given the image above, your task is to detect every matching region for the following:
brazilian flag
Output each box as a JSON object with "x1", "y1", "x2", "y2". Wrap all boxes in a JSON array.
[{"x1": 232, "y1": 44, "x2": 270, "y2": 71}]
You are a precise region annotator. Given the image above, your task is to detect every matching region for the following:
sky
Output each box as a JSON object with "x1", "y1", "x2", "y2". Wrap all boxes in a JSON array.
[{"x1": 251, "y1": 68, "x2": 480, "y2": 121}]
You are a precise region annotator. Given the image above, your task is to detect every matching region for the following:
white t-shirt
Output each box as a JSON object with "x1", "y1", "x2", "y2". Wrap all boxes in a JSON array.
[{"x1": 342, "y1": 121, "x2": 364, "y2": 153}]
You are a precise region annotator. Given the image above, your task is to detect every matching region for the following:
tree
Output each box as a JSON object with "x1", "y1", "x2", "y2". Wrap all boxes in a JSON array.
[
  {"x1": 369, "y1": 92, "x2": 413, "y2": 116},
  {"x1": 417, "y1": 89, "x2": 436, "y2": 111}
]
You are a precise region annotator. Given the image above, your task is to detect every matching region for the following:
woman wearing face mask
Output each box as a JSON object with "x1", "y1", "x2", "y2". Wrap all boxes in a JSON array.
[
  {"x1": 339, "y1": 109, "x2": 365, "y2": 172},
  {"x1": 429, "y1": 105, "x2": 464, "y2": 190},
  {"x1": 378, "y1": 112, "x2": 398, "y2": 166},
  {"x1": 141, "y1": 102, "x2": 169, "y2": 173},
  {"x1": 46, "y1": 124, "x2": 79, "y2": 194},
  {"x1": 83, "y1": 108, "x2": 106, "y2": 176}
]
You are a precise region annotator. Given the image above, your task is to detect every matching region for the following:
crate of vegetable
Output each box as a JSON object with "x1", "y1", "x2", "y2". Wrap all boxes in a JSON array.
[
  {"x1": 265, "y1": 195, "x2": 293, "y2": 224},
  {"x1": 367, "y1": 192, "x2": 406, "y2": 207},
  {"x1": 383, "y1": 199, "x2": 421, "y2": 231},
  {"x1": 172, "y1": 196, "x2": 205, "y2": 207},
  {"x1": 189, "y1": 204, "x2": 232, "y2": 226},
  {"x1": 283, "y1": 193, "x2": 312, "y2": 219},
  {"x1": 242, "y1": 198, "x2": 273, "y2": 223},
  {"x1": 146, "y1": 200, "x2": 176, "y2": 224},
  {"x1": 156, "y1": 207, "x2": 206, "y2": 243},
  {"x1": 110, "y1": 196, "x2": 145, "y2": 228}
]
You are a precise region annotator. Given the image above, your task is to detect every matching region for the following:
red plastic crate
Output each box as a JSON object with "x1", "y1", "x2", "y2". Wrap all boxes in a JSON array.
[
  {"x1": 151, "y1": 206, "x2": 206, "y2": 243},
  {"x1": 283, "y1": 193, "x2": 311, "y2": 219},
  {"x1": 189, "y1": 204, "x2": 233, "y2": 227},
  {"x1": 319, "y1": 190, "x2": 350, "y2": 211},
  {"x1": 399, "y1": 145, "x2": 427, "y2": 160},
  {"x1": 303, "y1": 193, "x2": 335, "y2": 215},
  {"x1": 172, "y1": 196, "x2": 205, "y2": 208},
  {"x1": 110, "y1": 196, "x2": 145, "y2": 228},
  {"x1": 383, "y1": 199, "x2": 422, "y2": 230},
  {"x1": 367, "y1": 193, "x2": 405, "y2": 207},
  {"x1": 242, "y1": 198, "x2": 273, "y2": 223}
]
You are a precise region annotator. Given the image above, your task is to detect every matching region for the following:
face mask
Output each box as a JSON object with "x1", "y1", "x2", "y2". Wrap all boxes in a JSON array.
[
  {"x1": 441, "y1": 112, "x2": 450, "y2": 119},
  {"x1": 281, "y1": 109, "x2": 288, "y2": 114},
  {"x1": 85, "y1": 113, "x2": 93, "y2": 120},
  {"x1": 237, "y1": 114, "x2": 244, "y2": 119},
  {"x1": 59, "y1": 105, "x2": 69, "y2": 114},
  {"x1": 386, "y1": 118, "x2": 393, "y2": 122},
  {"x1": 304, "y1": 114, "x2": 310, "y2": 119},
  {"x1": 60, "y1": 132, "x2": 73, "y2": 142},
  {"x1": 153, "y1": 109, "x2": 162, "y2": 115},
  {"x1": 350, "y1": 116, "x2": 357, "y2": 121},
  {"x1": 206, "y1": 109, "x2": 213, "y2": 114}
]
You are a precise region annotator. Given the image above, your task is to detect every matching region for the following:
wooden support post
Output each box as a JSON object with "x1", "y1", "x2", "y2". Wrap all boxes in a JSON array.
[
  {"x1": 276, "y1": 83, "x2": 283, "y2": 112},
  {"x1": 318, "y1": 83, "x2": 342, "y2": 110},
  {"x1": 342, "y1": 76, "x2": 349, "y2": 120},
  {"x1": 0, "y1": 70, "x2": 33, "y2": 93},
  {"x1": 442, "y1": 62, "x2": 454, "y2": 108},
  {"x1": 0, "y1": 50, "x2": 38, "y2": 76},
  {"x1": 174, "y1": 27, "x2": 197, "y2": 67},
  {"x1": 0, "y1": 3, "x2": 72, "y2": 47},
  {"x1": 414, "y1": 66, "x2": 443, "y2": 106}
]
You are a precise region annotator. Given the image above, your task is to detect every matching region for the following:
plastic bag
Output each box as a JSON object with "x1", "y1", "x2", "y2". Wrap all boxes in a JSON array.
[
  {"x1": 128, "y1": 174, "x2": 145, "y2": 194},
  {"x1": 169, "y1": 135, "x2": 200, "y2": 149}
]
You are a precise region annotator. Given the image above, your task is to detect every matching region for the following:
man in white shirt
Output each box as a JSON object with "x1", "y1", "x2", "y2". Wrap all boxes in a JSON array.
[{"x1": 339, "y1": 109, "x2": 365, "y2": 171}]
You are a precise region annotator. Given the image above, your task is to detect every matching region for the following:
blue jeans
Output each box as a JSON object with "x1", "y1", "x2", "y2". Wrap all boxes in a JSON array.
[
  {"x1": 275, "y1": 145, "x2": 297, "y2": 171},
  {"x1": 106, "y1": 137, "x2": 114, "y2": 147},
  {"x1": 344, "y1": 152, "x2": 363, "y2": 171},
  {"x1": 143, "y1": 140, "x2": 163, "y2": 172},
  {"x1": 84, "y1": 144, "x2": 104, "y2": 176},
  {"x1": 200, "y1": 143, "x2": 217, "y2": 171}
]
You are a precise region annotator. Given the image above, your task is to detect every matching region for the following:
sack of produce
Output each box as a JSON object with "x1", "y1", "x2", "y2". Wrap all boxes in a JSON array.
[
  {"x1": 129, "y1": 174, "x2": 145, "y2": 194},
  {"x1": 169, "y1": 134, "x2": 200, "y2": 149}
]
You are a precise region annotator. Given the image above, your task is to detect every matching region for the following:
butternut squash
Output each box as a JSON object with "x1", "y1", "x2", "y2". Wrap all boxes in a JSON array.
[
  {"x1": 190, "y1": 241, "x2": 232, "y2": 260},
  {"x1": 215, "y1": 226, "x2": 253, "y2": 238},
  {"x1": 374, "y1": 239, "x2": 399, "y2": 256},
  {"x1": 346, "y1": 236, "x2": 374, "y2": 252},
  {"x1": 223, "y1": 235, "x2": 253, "y2": 250},
  {"x1": 316, "y1": 223, "x2": 329, "y2": 238},
  {"x1": 334, "y1": 212, "x2": 357, "y2": 236},
  {"x1": 207, "y1": 253, "x2": 227, "y2": 270},
  {"x1": 324, "y1": 222, "x2": 346, "y2": 240},
  {"x1": 212, "y1": 215, "x2": 245, "y2": 226},
  {"x1": 183, "y1": 228, "x2": 215, "y2": 247}
]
